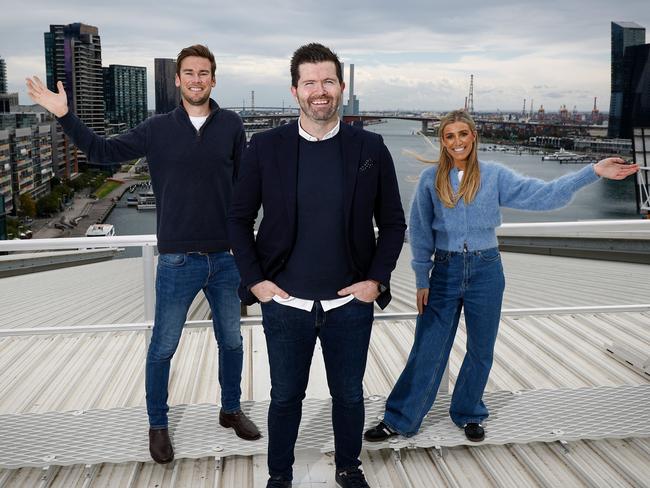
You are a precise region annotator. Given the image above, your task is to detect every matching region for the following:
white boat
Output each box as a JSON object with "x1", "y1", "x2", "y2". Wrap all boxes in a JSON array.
[
  {"x1": 542, "y1": 148, "x2": 592, "y2": 162},
  {"x1": 85, "y1": 224, "x2": 116, "y2": 237},
  {"x1": 137, "y1": 191, "x2": 156, "y2": 211}
]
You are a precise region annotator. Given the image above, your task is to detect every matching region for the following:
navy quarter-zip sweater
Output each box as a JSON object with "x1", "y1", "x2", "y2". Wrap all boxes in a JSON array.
[{"x1": 58, "y1": 99, "x2": 245, "y2": 253}]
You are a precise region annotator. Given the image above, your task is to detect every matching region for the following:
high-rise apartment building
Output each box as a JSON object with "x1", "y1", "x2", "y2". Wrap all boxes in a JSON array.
[
  {"x1": 620, "y1": 44, "x2": 650, "y2": 139},
  {"x1": 154, "y1": 58, "x2": 180, "y2": 114},
  {"x1": 0, "y1": 112, "x2": 55, "y2": 212},
  {"x1": 103, "y1": 64, "x2": 148, "y2": 129},
  {"x1": 0, "y1": 56, "x2": 7, "y2": 94},
  {"x1": 608, "y1": 21, "x2": 645, "y2": 138},
  {"x1": 44, "y1": 23, "x2": 104, "y2": 167}
]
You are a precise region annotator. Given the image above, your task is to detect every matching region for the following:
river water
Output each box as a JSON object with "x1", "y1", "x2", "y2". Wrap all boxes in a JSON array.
[{"x1": 106, "y1": 119, "x2": 638, "y2": 256}]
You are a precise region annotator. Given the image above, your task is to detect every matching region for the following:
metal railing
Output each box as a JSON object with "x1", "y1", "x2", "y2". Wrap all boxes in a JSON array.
[
  {"x1": 0, "y1": 219, "x2": 650, "y2": 330},
  {"x1": 1, "y1": 219, "x2": 649, "y2": 338}
]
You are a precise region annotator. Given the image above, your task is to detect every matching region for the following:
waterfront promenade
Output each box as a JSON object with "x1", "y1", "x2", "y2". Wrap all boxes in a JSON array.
[{"x1": 32, "y1": 170, "x2": 141, "y2": 239}]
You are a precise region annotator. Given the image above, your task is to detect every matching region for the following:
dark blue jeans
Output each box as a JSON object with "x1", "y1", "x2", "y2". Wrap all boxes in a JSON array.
[
  {"x1": 384, "y1": 247, "x2": 505, "y2": 435},
  {"x1": 261, "y1": 299, "x2": 374, "y2": 481},
  {"x1": 146, "y1": 252, "x2": 243, "y2": 428}
]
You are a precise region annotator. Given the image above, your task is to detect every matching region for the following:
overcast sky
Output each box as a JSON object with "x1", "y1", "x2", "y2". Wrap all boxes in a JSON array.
[{"x1": 1, "y1": 0, "x2": 648, "y2": 112}]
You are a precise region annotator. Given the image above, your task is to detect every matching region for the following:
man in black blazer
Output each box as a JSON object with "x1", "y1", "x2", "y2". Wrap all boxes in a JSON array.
[{"x1": 228, "y1": 43, "x2": 405, "y2": 488}]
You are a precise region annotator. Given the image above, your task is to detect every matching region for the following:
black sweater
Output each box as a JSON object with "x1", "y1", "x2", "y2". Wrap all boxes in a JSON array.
[
  {"x1": 274, "y1": 135, "x2": 354, "y2": 299},
  {"x1": 58, "y1": 100, "x2": 245, "y2": 253}
]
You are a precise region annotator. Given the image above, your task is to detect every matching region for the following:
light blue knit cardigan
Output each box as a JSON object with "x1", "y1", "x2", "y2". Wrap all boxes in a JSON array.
[{"x1": 409, "y1": 161, "x2": 600, "y2": 288}]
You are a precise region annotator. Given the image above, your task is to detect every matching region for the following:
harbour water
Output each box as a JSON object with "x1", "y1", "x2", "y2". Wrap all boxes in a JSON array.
[{"x1": 106, "y1": 119, "x2": 639, "y2": 257}]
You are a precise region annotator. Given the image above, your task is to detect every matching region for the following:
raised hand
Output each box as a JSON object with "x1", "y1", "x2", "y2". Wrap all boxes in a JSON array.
[
  {"x1": 25, "y1": 76, "x2": 68, "y2": 118},
  {"x1": 594, "y1": 157, "x2": 639, "y2": 180}
]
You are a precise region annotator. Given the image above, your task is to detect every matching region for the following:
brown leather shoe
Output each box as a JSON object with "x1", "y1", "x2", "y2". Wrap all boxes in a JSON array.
[
  {"x1": 149, "y1": 428, "x2": 174, "y2": 464},
  {"x1": 219, "y1": 408, "x2": 261, "y2": 440}
]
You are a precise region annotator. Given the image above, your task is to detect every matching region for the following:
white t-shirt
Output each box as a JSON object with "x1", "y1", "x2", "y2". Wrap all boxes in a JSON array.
[
  {"x1": 189, "y1": 115, "x2": 208, "y2": 131},
  {"x1": 458, "y1": 170, "x2": 464, "y2": 182}
]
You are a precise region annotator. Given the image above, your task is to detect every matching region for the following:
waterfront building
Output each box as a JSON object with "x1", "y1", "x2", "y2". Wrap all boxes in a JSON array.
[
  {"x1": 0, "y1": 130, "x2": 12, "y2": 214},
  {"x1": 44, "y1": 23, "x2": 105, "y2": 168},
  {"x1": 0, "y1": 113, "x2": 55, "y2": 213},
  {"x1": 154, "y1": 58, "x2": 179, "y2": 114},
  {"x1": 103, "y1": 64, "x2": 148, "y2": 130},
  {"x1": 573, "y1": 137, "x2": 632, "y2": 154},
  {"x1": 608, "y1": 21, "x2": 645, "y2": 138},
  {"x1": 0, "y1": 56, "x2": 6, "y2": 94},
  {"x1": 620, "y1": 44, "x2": 650, "y2": 139}
]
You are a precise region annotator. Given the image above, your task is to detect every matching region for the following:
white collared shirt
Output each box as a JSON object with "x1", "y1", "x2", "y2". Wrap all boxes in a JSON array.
[
  {"x1": 298, "y1": 117, "x2": 340, "y2": 141},
  {"x1": 271, "y1": 117, "x2": 357, "y2": 312}
]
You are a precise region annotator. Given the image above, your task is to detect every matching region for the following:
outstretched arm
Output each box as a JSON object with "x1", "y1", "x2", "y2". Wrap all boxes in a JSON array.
[
  {"x1": 26, "y1": 77, "x2": 68, "y2": 118},
  {"x1": 25, "y1": 76, "x2": 147, "y2": 163},
  {"x1": 497, "y1": 157, "x2": 637, "y2": 211}
]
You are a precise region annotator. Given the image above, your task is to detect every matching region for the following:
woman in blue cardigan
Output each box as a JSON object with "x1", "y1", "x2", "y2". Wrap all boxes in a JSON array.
[{"x1": 365, "y1": 110, "x2": 639, "y2": 443}]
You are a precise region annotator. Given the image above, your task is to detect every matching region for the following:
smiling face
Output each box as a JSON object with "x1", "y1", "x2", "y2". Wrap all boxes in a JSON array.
[
  {"x1": 175, "y1": 55, "x2": 215, "y2": 108},
  {"x1": 290, "y1": 61, "x2": 344, "y2": 126},
  {"x1": 441, "y1": 121, "x2": 477, "y2": 168}
]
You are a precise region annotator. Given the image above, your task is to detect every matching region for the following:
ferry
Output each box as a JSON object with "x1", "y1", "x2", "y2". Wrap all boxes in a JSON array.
[
  {"x1": 85, "y1": 223, "x2": 116, "y2": 237},
  {"x1": 137, "y1": 191, "x2": 156, "y2": 211},
  {"x1": 542, "y1": 148, "x2": 594, "y2": 163}
]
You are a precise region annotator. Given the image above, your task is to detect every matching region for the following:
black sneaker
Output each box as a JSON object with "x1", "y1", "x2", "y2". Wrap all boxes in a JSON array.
[
  {"x1": 335, "y1": 467, "x2": 370, "y2": 488},
  {"x1": 266, "y1": 476, "x2": 291, "y2": 488},
  {"x1": 464, "y1": 423, "x2": 485, "y2": 442},
  {"x1": 364, "y1": 421, "x2": 397, "y2": 442}
]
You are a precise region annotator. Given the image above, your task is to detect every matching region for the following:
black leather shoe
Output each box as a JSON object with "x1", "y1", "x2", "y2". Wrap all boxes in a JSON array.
[
  {"x1": 219, "y1": 408, "x2": 262, "y2": 440},
  {"x1": 266, "y1": 476, "x2": 291, "y2": 487},
  {"x1": 464, "y1": 423, "x2": 485, "y2": 442},
  {"x1": 149, "y1": 427, "x2": 174, "y2": 464},
  {"x1": 364, "y1": 421, "x2": 397, "y2": 442},
  {"x1": 335, "y1": 467, "x2": 370, "y2": 488}
]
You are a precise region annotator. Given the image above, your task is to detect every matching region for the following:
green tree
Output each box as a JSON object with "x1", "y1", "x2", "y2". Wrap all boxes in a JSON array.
[
  {"x1": 36, "y1": 193, "x2": 61, "y2": 217},
  {"x1": 19, "y1": 193, "x2": 36, "y2": 218}
]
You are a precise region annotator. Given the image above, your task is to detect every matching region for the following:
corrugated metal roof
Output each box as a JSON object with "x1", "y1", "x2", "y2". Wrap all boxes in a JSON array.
[{"x1": 0, "y1": 250, "x2": 648, "y2": 487}]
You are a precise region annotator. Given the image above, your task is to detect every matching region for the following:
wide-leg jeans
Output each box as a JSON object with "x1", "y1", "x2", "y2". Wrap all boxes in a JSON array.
[
  {"x1": 384, "y1": 247, "x2": 505, "y2": 435},
  {"x1": 146, "y1": 252, "x2": 243, "y2": 428},
  {"x1": 261, "y1": 299, "x2": 374, "y2": 481}
]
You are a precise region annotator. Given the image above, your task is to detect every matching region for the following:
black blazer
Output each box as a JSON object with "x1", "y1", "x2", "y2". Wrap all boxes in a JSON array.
[{"x1": 228, "y1": 121, "x2": 406, "y2": 309}]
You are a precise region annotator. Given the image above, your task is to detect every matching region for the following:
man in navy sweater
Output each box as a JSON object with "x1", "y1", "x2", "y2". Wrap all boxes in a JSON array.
[
  {"x1": 228, "y1": 43, "x2": 406, "y2": 488},
  {"x1": 26, "y1": 44, "x2": 260, "y2": 464}
]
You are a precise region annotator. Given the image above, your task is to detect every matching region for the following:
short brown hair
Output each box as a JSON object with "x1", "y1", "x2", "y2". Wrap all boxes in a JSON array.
[
  {"x1": 176, "y1": 44, "x2": 216, "y2": 78},
  {"x1": 290, "y1": 43, "x2": 343, "y2": 87}
]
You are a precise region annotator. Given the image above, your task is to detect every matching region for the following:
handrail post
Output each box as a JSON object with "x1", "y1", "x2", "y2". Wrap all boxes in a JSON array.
[{"x1": 142, "y1": 244, "x2": 155, "y2": 347}]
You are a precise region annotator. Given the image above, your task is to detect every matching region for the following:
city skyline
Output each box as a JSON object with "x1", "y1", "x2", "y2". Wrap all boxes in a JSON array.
[{"x1": 1, "y1": 0, "x2": 649, "y2": 112}]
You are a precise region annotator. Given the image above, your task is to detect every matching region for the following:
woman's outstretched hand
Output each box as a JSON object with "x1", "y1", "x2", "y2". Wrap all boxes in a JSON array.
[{"x1": 594, "y1": 157, "x2": 639, "y2": 180}]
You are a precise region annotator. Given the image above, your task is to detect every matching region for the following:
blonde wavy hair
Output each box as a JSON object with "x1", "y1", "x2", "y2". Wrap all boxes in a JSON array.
[{"x1": 416, "y1": 110, "x2": 481, "y2": 208}]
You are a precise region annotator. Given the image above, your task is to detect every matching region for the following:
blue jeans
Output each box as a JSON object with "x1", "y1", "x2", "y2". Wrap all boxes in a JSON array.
[
  {"x1": 146, "y1": 252, "x2": 243, "y2": 428},
  {"x1": 261, "y1": 299, "x2": 374, "y2": 481},
  {"x1": 384, "y1": 247, "x2": 505, "y2": 435}
]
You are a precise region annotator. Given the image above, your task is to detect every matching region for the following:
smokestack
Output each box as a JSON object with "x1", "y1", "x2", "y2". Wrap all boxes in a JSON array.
[{"x1": 348, "y1": 64, "x2": 355, "y2": 107}]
